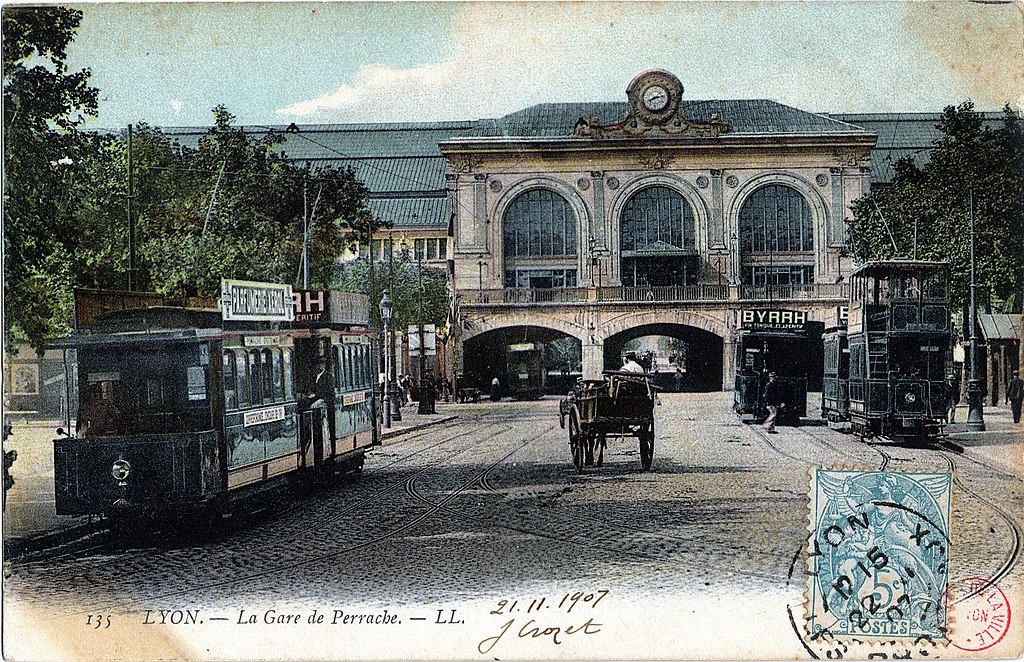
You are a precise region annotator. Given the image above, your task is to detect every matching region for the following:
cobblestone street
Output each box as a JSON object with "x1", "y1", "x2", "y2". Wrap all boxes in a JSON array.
[{"x1": 4, "y1": 393, "x2": 1022, "y2": 659}]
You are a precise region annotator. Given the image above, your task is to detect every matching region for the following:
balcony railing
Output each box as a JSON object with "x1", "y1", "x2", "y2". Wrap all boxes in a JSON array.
[{"x1": 460, "y1": 283, "x2": 849, "y2": 305}]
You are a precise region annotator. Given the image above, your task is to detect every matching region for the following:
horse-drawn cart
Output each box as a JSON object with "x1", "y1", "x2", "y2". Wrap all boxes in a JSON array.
[{"x1": 558, "y1": 373, "x2": 656, "y2": 473}]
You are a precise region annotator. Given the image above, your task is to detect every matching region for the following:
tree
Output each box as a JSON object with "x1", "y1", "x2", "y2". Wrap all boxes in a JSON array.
[
  {"x1": 847, "y1": 103, "x2": 1024, "y2": 310},
  {"x1": 333, "y1": 254, "x2": 448, "y2": 332},
  {"x1": 135, "y1": 107, "x2": 371, "y2": 298},
  {"x1": 3, "y1": 6, "x2": 100, "y2": 351}
]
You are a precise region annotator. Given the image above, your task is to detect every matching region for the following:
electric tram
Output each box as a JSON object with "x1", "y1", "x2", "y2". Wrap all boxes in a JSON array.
[
  {"x1": 841, "y1": 261, "x2": 952, "y2": 440},
  {"x1": 733, "y1": 308, "x2": 822, "y2": 423},
  {"x1": 52, "y1": 282, "x2": 378, "y2": 525}
]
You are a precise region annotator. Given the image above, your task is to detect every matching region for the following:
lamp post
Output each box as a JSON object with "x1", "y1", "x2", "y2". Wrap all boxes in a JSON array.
[
  {"x1": 379, "y1": 293, "x2": 402, "y2": 426},
  {"x1": 379, "y1": 293, "x2": 393, "y2": 429},
  {"x1": 966, "y1": 190, "x2": 986, "y2": 431}
]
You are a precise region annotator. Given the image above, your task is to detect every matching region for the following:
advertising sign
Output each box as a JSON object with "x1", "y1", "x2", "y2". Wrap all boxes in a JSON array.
[
  {"x1": 408, "y1": 324, "x2": 437, "y2": 357},
  {"x1": 740, "y1": 308, "x2": 807, "y2": 331},
  {"x1": 293, "y1": 290, "x2": 328, "y2": 324},
  {"x1": 221, "y1": 279, "x2": 294, "y2": 322}
]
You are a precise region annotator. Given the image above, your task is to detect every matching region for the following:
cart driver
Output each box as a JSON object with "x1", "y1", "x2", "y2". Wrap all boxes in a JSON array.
[{"x1": 621, "y1": 352, "x2": 645, "y2": 374}]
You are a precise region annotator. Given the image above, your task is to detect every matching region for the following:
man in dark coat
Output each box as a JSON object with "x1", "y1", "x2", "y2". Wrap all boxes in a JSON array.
[
  {"x1": 1007, "y1": 370, "x2": 1024, "y2": 424},
  {"x1": 762, "y1": 372, "x2": 783, "y2": 433}
]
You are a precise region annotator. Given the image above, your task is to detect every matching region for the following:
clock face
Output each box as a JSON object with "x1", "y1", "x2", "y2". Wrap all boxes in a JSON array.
[{"x1": 642, "y1": 85, "x2": 670, "y2": 112}]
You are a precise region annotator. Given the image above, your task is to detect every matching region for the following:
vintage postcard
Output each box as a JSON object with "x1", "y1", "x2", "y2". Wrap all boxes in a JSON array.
[{"x1": 3, "y1": 2, "x2": 1023, "y2": 660}]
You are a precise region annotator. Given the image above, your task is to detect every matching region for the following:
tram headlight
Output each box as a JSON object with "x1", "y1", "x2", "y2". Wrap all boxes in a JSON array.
[
  {"x1": 904, "y1": 392, "x2": 917, "y2": 405},
  {"x1": 111, "y1": 459, "x2": 131, "y2": 483}
]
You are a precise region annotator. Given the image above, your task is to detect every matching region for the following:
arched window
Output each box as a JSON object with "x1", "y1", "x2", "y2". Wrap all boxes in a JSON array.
[
  {"x1": 619, "y1": 186, "x2": 697, "y2": 287},
  {"x1": 739, "y1": 184, "x2": 815, "y2": 285},
  {"x1": 503, "y1": 189, "x2": 578, "y2": 289},
  {"x1": 621, "y1": 186, "x2": 695, "y2": 253}
]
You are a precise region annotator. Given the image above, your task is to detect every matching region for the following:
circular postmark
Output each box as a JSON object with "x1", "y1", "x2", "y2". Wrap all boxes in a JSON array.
[{"x1": 943, "y1": 577, "x2": 1011, "y2": 651}]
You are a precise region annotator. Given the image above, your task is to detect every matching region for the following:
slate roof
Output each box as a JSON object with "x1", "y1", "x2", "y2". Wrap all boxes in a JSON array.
[
  {"x1": 153, "y1": 108, "x2": 1008, "y2": 232},
  {"x1": 467, "y1": 100, "x2": 866, "y2": 138},
  {"x1": 978, "y1": 313, "x2": 1021, "y2": 342},
  {"x1": 829, "y1": 112, "x2": 1007, "y2": 184}
]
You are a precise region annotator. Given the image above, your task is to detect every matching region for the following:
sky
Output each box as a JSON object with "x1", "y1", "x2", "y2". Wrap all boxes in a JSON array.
[{"x1": 63, "y1": 1, "x2": 1024, "y2": 130}]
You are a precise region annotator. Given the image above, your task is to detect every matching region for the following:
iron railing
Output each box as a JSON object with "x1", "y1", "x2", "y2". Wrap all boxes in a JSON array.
[{"x1": 460, "y1": 282, "x2": 849, "y2": 305}]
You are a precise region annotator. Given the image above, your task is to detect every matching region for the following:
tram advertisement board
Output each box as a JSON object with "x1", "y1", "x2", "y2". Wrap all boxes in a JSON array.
[
  {"x1": 740, "y1": 308, "x2": 807, "y2": 331},
  {"x1": 293, "y1": 290, "x2": 329, "y2": 324},
  {"x1": 221, "y1": 279, "x2": 295, "y2": 322}
]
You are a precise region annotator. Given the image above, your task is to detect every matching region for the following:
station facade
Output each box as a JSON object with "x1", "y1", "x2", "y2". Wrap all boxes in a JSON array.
[{"x1": 440, "y1": 70, "x2": 874, "y2": 387}]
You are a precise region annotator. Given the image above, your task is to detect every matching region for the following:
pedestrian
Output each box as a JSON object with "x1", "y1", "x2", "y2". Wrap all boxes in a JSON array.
[
  {"x1": 311, "y1": 359, "x2": 336, "y2": 441},
  {"x1": 490, "y1": 376, "x2": 501, "y2": 401},
  {"x1": 673, "y1": 367, "x2": 685, "y2": 392},
  {"x1": 762, "y1": 372, "x2": 783, "y2": 433},
  {"x1": 945, "y1": 374, "x2": 960, "y2": 423},
  {"x1": 621, "y1": 352, "x2": 645, "y2": 374},
  {"x1": 1007, "y1": 370, "x2": 1024, "y2": 424}
]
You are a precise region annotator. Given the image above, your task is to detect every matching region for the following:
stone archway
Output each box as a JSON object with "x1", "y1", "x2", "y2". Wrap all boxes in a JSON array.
[
  {"x1": 461, "y1": 325, "x2": 583, "y2": 396},
  {"x1": 603, "y1": 322, "x2": 725, "y2": 391}
]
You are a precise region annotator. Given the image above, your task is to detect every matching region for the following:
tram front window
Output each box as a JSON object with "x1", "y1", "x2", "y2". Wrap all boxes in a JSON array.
[{"x1": 77, "y1": 346, "x2": 212, "y2": 436}]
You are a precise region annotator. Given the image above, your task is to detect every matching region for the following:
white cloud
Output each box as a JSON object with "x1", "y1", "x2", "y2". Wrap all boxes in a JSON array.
[{"x1": 272, "y1": 2, "x2": 1016, "y2": 124}]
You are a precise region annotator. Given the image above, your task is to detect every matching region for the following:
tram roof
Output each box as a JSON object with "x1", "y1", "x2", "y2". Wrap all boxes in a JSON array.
[{"x1": 850, "y1": 260, "x2": 948, "y2": 278}]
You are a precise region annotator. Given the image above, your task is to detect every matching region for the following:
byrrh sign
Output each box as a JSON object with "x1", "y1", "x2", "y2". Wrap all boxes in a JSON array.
[
  {"x1": 221, "y1": 279, "x2": 295, "y2": 322},
  {"x1": 740, "y1": 308, "x2": 807, "y2": 331}
]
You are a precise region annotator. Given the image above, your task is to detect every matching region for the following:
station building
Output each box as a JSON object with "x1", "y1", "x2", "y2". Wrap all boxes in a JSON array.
[{"x1": 6, "y1": 71, "x2": 1014, "y2": 418}]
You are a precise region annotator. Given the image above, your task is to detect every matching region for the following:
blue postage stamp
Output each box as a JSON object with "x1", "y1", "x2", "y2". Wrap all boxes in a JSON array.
[{"x1": 807, "y1": 470, "x2": 952, "y2": 641}]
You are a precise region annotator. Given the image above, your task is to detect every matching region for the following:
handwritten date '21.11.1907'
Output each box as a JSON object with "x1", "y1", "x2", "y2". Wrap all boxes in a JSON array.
[{"x1": 478, "y1": 590, "x2": 609, "y2": 655}]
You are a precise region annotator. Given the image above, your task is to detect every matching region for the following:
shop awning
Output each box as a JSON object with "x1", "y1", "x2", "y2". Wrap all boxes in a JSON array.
[{"x1": 978, "y1": 313, "x2": 1022, "y2": 342}]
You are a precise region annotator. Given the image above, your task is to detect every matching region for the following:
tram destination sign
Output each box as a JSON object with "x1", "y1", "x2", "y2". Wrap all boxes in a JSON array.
[
  {"x1": 221, "y1": 279, "x2": 295, "y2": 322},
  {"x1": 740, "y1": 308, "x2": 807, "y2": 331}
]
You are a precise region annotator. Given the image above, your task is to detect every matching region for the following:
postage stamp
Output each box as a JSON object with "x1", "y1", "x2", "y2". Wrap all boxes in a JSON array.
[{"x1": 807, "y1": 470, "x2": 953, "y2": 641}]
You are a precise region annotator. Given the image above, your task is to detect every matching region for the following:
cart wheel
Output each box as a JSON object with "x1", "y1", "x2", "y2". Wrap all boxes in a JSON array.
[
  {"x1": 568, "y1": 408, "x2": 584, "y2": 474},
  {"x1": 639, "y1": 424, "x2": 654, "y2": 471}
]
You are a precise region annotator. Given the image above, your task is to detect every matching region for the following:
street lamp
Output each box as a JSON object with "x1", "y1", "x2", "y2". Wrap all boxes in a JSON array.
[{"x1": 379, "y1": 293, "x2": 402, "y2": 426}]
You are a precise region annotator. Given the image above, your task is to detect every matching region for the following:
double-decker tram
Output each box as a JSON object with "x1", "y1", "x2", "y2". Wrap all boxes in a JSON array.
[
  {"x1": 821, "y1": 306, "x2": 850, "y2": 426},
  {"x1": 733, "y1": 308, "x2": 822, "y2": 423},
  {"x1": 52, "y1": 281, "x2": 378, "y2": 530},
  {"x1": 845, "y1": 261, "x2": 951, "y2": 441}
]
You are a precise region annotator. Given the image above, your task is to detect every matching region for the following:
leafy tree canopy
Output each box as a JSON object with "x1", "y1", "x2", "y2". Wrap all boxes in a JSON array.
[
  {"x1": 333, "y1": 253, "x2": 448, "y2": 333},
  {"x1": 847, "y1": 103, "x2": 1023, "y2": 311},
  {"x1": 3, "y1": 6, "x2": 100, "y2": 351}
]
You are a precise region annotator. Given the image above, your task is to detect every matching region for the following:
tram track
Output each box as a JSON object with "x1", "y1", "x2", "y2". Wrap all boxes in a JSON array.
[
  {"x1": 12, "y1": 412, "x2": 538, "y2": 614},
  {"x1": 403, "y1": 419, "x2": 794, "y2": 582},
  {"x1": 10, "y1": 418, "x2": 513, "y2": 567}
]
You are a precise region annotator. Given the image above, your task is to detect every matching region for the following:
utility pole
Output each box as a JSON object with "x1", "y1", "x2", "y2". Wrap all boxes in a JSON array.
[
  {"x1": 417, "y1": 251, "x2": 434, "y2": 414},
  {"x1": 301, "y1": 186, "x2": 310, "y2": 289},
  {"x1": 966, "y1": 189, "x2": 986, "y2": 431}
]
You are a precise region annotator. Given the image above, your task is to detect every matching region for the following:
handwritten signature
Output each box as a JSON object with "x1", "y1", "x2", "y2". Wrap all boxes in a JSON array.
[{"x1": 478, "y1": 617, "x2": 603, "y2": 655}]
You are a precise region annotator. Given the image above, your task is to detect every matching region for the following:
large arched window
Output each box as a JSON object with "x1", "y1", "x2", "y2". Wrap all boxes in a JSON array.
[
  {"x1": 738, "y1": 184, "x2": 815, "y2": 285},
  {"x1": 620, "y1": 186, "x2": 697, "y2": 287},
  {"x1": 503, "y1": 189, "x2": 578, "y2": 289}
]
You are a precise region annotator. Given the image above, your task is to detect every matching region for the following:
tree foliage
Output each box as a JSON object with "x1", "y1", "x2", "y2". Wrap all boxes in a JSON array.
[
  {"x1": 333, "y1": 254, "x2": 448, "y2": 333},
  {"x1": 4, "y1": 7, "x2": 374, "y2": 353},
  {"x1": 847, "y1": 103, "x2": 1024, "y2": 310},
  {"x1": 3, "y1": 6, "x2": 100, "y2": 350}
]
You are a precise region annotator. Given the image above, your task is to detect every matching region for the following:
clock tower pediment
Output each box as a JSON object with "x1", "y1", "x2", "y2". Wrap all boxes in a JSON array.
[{"x1": 573, "y1": 68, "x2": 731, "y2": 139}]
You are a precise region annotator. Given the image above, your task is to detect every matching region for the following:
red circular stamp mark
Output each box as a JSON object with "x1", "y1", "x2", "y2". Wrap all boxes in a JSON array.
[{"x1": 943, "y1": 577, "x2": 1012, "y2": 651}]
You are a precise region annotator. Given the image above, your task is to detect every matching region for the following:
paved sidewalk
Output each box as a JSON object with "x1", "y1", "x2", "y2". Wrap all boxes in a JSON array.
[
  {"x1": 2, "y1": 401, "x2": 477, "y2": 551},
  {"x1": 944, "y1": 401, "x2": 1024, "y2": 475}
]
